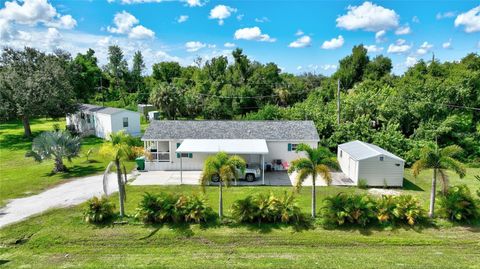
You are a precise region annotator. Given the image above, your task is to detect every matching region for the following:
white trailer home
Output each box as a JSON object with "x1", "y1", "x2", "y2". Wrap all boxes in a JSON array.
[
  {"x1": 337, "y1": 140, "x2": 405, "y2": 187},
  {"x1": 66, "y1": 104, "x2": 141, "y2": 139},
  {"x1": 141, "y1": 120, "x2": 320, "y2": 183}
]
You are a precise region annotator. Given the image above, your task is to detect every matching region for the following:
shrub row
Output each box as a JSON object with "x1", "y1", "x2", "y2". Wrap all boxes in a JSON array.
[
  {"x1": 135, "y1": 193, "x2": 215, "y2": 224},
  {"x1": 231, "y1": 192, "x2": 308, "y2": 225},
  {"x1": 320, "y1": 193, "x2": 426, "y2": 227}
]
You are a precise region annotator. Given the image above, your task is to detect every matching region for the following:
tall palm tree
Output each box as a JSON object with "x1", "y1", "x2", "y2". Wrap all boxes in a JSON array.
[
  {"x1": 288, "y1": 144, "x2": 338, "y2": 218},
  {"x1": 200, "y1": 152, "x2": 246, "y2": 221},
  {"x1": 412, "y1": 144, "x2": 466, "y2": 218},
  {"x1": 26, "y1": 131, "x2": 81, "y2": 173},
  {"x1": 99, "y1": 131, "x2": 135, "y2": 217}
]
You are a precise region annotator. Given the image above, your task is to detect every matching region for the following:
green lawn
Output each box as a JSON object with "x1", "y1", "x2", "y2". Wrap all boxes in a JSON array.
[
  {"x1": 0, "y1": 118, "x2": 134, "y2": 207},
  {"x1": 0, "y1": 169, "x2": 479, "y2": 268}
]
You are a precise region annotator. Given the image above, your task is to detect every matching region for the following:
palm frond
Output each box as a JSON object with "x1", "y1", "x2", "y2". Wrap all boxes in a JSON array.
[
  {"x1": 440, "y1": 156, "x2": 466, "y2": 179},
  {"x1": 288, "y1": 158, "x2": 313, "y2": 174},
  {"x1": 294, "y1": 168, "x2": 311, "y2": 192},
  {"x1": 316, "y1": 164, "x2": 332, "y2": 186},
  {"x1": 437, "y1": 169, "x2": 449, "y2": 194},
  {"x1": 440, "y1": 145, "x2": 463, "y2": 158},
  {"x1": 412, "y1": 159, "x2": 427, "y2": 178}
]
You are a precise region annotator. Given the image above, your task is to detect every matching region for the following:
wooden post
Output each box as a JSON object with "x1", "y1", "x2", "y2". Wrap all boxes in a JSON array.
[
  {"x1": 262, "y1": 154, "x2": 265, "y2": 185},
  {"x1": 180, "y1": 156, "x2": 183, "y2": 185}
]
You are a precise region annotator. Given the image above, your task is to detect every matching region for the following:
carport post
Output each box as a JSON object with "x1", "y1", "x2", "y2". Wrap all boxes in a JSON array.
[
  {"x1": 262, "y1": 154, "x2": 265, "y2": 185},
  {"x1": 180, "y1": 156, "x2": 183, "y2": 185}
]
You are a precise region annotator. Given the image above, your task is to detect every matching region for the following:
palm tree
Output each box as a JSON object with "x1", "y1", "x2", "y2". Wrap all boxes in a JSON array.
[
  {"x1": 99, "y1": 131, "x2": 135, "y2": 217},
  {"x1": 412, "y1": 144, "x2": 466, "y2": 218},
  {"x1": 288, "y1": 144, "x2": 338, "y2": 218},
  {"x1": 26, "y1": 131, "x2": 81, "y2": 173},
  {"x1": 200, "y1": 152, "x2": 246, "y2": 221}
]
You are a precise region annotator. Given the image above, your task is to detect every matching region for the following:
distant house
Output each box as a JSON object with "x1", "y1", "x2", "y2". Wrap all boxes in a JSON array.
[
  {"x1": 66, "y1": 104, "x2": 141, "y2": 139},
  {"x1": 337, "y1": 140, "x2": 404, "y2": 187},
  {"x1": 141, "y1": 120, "x2": 320, "y2": 183}
]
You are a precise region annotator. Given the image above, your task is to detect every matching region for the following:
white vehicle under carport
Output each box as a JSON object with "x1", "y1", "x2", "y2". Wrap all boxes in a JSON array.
[{"x1": 211, "y1": 163, "x2": 262, "y2": 182}]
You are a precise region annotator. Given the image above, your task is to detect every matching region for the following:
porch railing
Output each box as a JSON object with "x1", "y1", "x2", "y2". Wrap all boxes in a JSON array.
[{"x1": 149, "y1": 151, "x2": 170, "y2": 162}]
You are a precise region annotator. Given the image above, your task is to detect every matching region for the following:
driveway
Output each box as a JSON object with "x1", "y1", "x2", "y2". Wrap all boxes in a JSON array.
[{"x1": 0, "y1": 173, "x2": 120, "y2": 229}]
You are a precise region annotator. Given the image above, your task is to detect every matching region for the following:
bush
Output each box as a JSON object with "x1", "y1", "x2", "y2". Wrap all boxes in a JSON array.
[
  {"x1": 231, "y1": 192, "x2": 307, "y2": 224},
  {"x1": 376, "y1": 195, "x2": 426, "y2": 226},
  {"x1": 358, "y1": 179, "x2": 368, "y2": 189},
  {"x1": 321, "y1": 193, "x2": 376, "y2": 227},
  {"x1": 438, "y1": 185, "x2": 480, "y2": 222},
  {"x1": 135, "y1": 192, "x2": 214, "y2": 224},
  {"x1": 84, "y1": 196, "x2": 115, "y2": 223}
]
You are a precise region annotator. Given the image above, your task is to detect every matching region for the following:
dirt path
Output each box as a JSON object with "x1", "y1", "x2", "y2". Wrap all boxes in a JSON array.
[{"x1": 0, "y1": 173, "x2": 125, "y2": 229}]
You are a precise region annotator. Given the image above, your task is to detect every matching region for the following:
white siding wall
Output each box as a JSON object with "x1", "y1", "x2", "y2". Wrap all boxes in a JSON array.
[
  {"x1": 357, "y1": 156, "x2": 404, "y2": 187},
  {"x1": 145, "y1": 140, "x2": 318, "y2": 171},
  {"x1": 66, "y1": 113, "x2": 95, "y2": 135},
  {"x1": 95, "y1": 113, "x2": 112, "y2": 139},
  {"x1": 337, "y1": 149, "x2": 359, "y2": 183},
  {"x1": 111, "y1": 111, "x2": 141, "y2": 137}
]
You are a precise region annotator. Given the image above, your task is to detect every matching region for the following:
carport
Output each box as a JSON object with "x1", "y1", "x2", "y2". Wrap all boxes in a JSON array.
[{"x1": 176, "y1": 139, "x2": 269, "y2": 185}]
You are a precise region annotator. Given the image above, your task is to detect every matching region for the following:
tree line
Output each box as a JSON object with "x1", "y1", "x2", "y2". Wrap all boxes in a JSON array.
[{"x1": 0, "y1": 45, "x2": 479, "y2": 163}]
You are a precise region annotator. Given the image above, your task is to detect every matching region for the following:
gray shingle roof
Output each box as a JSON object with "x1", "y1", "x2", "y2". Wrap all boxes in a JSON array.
[
  {"x1": 80, "y1": 104, "x2": 130, "y2": 115},
  {"x1": 338, "y1": 140, "x2": 404, "y2": 162},
  {"x1": 142, "y1": 120, "x2": 320, "y2": 141}
]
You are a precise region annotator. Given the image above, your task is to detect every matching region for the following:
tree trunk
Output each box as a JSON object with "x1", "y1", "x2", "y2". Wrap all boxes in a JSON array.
[
  {"x1": 116, "y1": 159, "x2": 125, "y2": 217},
  {"x1": 429, "y1": 169, "x2": 437, "y2": 218},
  {"x1": 53, "y1": 158, "x2": 67, "y2": 173},
  {"x1": 219, "y1": 182, "x2": 223, "y2": 221},
  {"x1": 22, "y1": 115, "x2": 32, "y2": 137},
  {"x1": 312, "y1": 174, "x2": 316, "y2": 218}
]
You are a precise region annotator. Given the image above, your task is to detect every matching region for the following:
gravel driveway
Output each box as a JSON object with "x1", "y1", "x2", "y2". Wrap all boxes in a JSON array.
[{"x1": 0, "y1": 173, "x2": 122, "y2": 229}]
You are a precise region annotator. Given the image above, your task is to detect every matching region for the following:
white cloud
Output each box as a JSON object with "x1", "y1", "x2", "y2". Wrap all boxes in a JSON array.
[
  {"x1": 296, "y1": 66, "x2": 302, "y2": 70},
  {"x1": 321, "y1": 35, "x2": 344, "y2": 49},
  {"x1": 416, "y1": 41, "x2": 433, "y2": 56},
  {"x1": 395, "y1": 25, "x2": 411, "y2": 35},
  {"x1": 236, "y1": 14, "x2": 244, "y2": 21},
  {"x1": 45, "y1": 27, "x2": 61, "y2": 47},
  {"x1": 442, "y1": 39, "x2": 452, "y2": 49},
  {"x1": 387, "y1": 39, "x2": 411, "y2": 54},
  {"x1": 177, "y1": 15, "x2": 189, "y2": 23},
  {"x1": 295, "y1": 29, "x2": 304, "y2": 36},
  {"x1": 234, "y1": 26, "x2": 276, "y2": 42},
  {"x1": 375, "y1": 30, "x2": 386, "y2": 43},
  {"x1": 209, "y1": 5, "x2": 236, "y2": 25},
  {"x1": 405, "y1": 56, "x2": 418, "y2": 67},
  {"x1": 454, "y1": 6, "x2": 480, "y2": 33},
  {"x1": 336, "y1": 1, "x2": 399, "y2": 32},
  {"x1": 412, "y1": 16, "x2": 420, "y2": 23},
  {"x1": 115, "y1": 0, "x2": 204, "y2": 6},
  {"x1": 107, "y1": 11, "x2": 154, "y2": 39},
  {"x1": 185, "y1": 0, "x2": 204, "y2": 7},
  {"x1": 224, "y1": 42, "x2": 235, "y2": 48},
  {"x1": 288, "y1": 35, "x2": 311, "y2": 48},
  {"x1": 0, "y1": 0, "x2": 77, "y2": 29},
  {"x1": 365, "y1": 45, "x2": 383, "y2": 53},
  {"x1": 255, "y1": 17, "x2": 269, "y2": 23},
  {"x1": 185, "y1": 41, "x2": 206, "y2": 52},
  {"x1": 321, "y1": 64, "x2": 337, "y2": 71},
  {"x1": 436, "y1": 11, "x2": 457, "y2": 20}
]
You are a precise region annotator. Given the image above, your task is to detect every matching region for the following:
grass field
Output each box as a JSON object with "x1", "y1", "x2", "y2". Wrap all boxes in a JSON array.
[
  {"x1": 0, "y1": 170, "x2": 479, "y2": 268},
  {"x1": 0, "y1": 118, "x2": 134, "y2": 207}
]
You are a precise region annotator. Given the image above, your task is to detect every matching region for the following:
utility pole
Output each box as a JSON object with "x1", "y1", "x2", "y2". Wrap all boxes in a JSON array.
[{"x1": 337, "y1": 79, "x2": 341, "y2": 125}]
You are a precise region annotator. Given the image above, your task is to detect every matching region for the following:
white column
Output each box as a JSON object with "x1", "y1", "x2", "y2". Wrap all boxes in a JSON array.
[
  {"x1": 180, "y1": 156, "x2": 183, "y2": 185},
  {"x1": 262, "y1": 154, "x2": 265, "y2": 185}
]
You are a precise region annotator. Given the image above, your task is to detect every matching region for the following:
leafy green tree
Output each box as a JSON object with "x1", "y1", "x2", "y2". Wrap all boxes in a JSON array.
[
  {"x1": 99, "y1": 131, "x2": 136, "y2": 217},
  {"x1": 149, "y1": 83, "x2": 184, "y2": 119},
  {"x1": 200, "y1": 152, "x2": 246, "y2": 220},
  {"x1": 412, "y1": 144, "x2": 467, "y2": 218},
  {"x1": 0, "y1": 47, "x2": 78, "y2": 136},
  {"x1": 152, "y1": 61, "x2": 181, "y2": 83},
  {"x1": 288, "y1": 144, "x2": 338, "y2": 218},
  {"x1": 364, "y1": 55, "x2": 392, "y2": 80},
  {"x1": 26, "y1": 131, "x2": 81, "y2": 173},
  {"x1": 131, "y1": 51, "x2": 147, "y2": 103},
  {"x1": 334, "y1": 45, "x2": 369, "y2": 90},
  {"x1": 105, "y1": 45, "x2": 129, "y2": 104},
  {"x1": 71, "y1": 49, "x2": 102, "y2": 102}
]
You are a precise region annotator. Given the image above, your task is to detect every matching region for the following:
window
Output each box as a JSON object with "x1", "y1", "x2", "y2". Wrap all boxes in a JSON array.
[
  {"x1": 395, "y1": 163, "x2": 401, "y2": 167},
  {"x1": 340, "y1": 150, "x2": 343, "y2": 157},
  {"x1": 180, "y1": 153, "x2": 189, "y2": 158},
  {"x1": 379, "y1": 156, "x2": 384, "y2": 161},
  {"x1": 86, "y1": 114, "x2": 91, "y2": 123},
  {"x1": 288, "y1": 143, "x2": 299, "y2": 151},
  {"x1": 123, "y1": 117, "x2": 128, "y2": 127}
]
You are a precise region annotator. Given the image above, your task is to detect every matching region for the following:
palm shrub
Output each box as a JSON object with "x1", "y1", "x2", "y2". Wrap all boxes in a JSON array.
[
  {"x1": 320, "y1": 193, "x2": 376, "y2": 227},
  {"x1": 26, "y1": 131, "x2": 81, "y2": 173},
  {"x1": 376, "y1": 195, "x2": 398, "y2": 225},
  {"x1": 84, "y1": 196, "x2": 115, "y2": 223},
  {"x1": 438, "y1": 185, "x2": 480, "y2": 222},
  {"x1": 176, "y1": 194, "x2": 215, "y2": 223},
  {"x1": 376, "y1": 195, "x2": 426, "y2": 226},
  {"x1": 231, "y1": 192, "x2": 307, "y2": 225}
]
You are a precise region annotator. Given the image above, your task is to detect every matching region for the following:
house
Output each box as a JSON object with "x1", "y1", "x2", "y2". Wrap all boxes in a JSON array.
[
  {"x1": 66, "y1": 104, "x2": 141, "y2": 139},
  {"x1": 141, "y1": 120, "x2": 320, "y2": 183},
  {"x1": 337, "y1": 140, "x2": 405, "y2": 187}
]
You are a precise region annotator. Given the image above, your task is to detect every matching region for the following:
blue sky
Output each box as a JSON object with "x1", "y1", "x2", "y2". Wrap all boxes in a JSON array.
[{"x1": 1, "y1": 0, "x2": 479, "y2": 75}]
